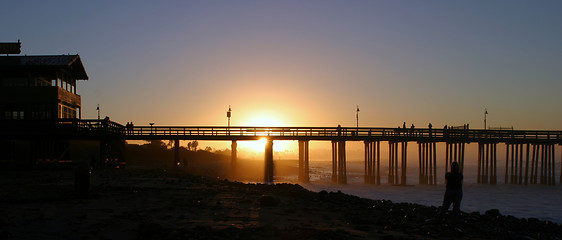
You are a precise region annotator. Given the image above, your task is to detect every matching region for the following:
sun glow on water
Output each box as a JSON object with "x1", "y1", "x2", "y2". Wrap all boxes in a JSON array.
[{"x1": 237, "y1": 138, "x2": 296, "y2": 155}]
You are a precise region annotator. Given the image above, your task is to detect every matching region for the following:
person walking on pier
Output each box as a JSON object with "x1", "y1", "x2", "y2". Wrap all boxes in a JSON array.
[{"x1": 441, "y1": 161, "x2": 463, "y2": 218}]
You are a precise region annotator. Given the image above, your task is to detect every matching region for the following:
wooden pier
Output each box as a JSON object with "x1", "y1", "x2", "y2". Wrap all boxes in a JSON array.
[{"x1": 2, "y1": 119, "x2": 561, "y2": 185}]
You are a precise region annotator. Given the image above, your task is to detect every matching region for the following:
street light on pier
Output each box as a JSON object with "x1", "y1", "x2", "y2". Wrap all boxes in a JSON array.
[
  {"x1": 484, "y1": 108, "x2": 488, "y2": 130},
  {"x1": 227, "y1": 105, "x2": 232, "y2": 135},
  {"x1": 356, "y1": 105, "x2": 360, "y2": 129},
  {"x1": 227, "y1": 105, "x2": 232, "y2": 128}
]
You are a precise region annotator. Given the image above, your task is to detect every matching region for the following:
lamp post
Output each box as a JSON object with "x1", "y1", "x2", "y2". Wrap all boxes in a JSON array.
[
  {"x1": 356, "y1": 105, "x2": 360, "y2": 129},
  {"x1": 484, "y1": 108, "x2": 488, "y2": 130},
  {"x1": 227, "y1": 105, "x2": 232, "y2": 135},
  {"x1": 227, "y1": 105, "x2": 232, "y2": 128}
]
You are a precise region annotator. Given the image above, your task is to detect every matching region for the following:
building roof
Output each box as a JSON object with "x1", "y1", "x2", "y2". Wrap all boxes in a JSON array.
[{"x1": 0, "y1": 55, "x2": 89, "y2": 80}]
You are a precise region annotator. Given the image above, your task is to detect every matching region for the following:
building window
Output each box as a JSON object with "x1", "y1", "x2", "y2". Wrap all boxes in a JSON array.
[
  {"x1": 58, "y1": 104, "x2": 77, "y2": 119},
  {"x1": 6, "y1": 111, "x2": 25, "y2": 120}
]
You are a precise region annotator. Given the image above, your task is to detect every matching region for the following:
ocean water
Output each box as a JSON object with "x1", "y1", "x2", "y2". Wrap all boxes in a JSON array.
[{"x1": 276, "y1": 160, "x2": 562, "y2": 224}]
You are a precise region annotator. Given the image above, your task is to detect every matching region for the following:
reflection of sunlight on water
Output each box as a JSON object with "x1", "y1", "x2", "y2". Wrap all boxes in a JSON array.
[
  {"x1": 237, "y1": 139, "x2": 297, "y2": 157},
  {"x1": 260, "y1": 160, "x2": 562, "y2": 224},
  {"x1": 228, "y1": 157, "x2": 562, "y2": 223}
]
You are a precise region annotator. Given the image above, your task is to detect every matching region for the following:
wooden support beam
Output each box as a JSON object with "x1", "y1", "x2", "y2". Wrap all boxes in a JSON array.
[
  {"x1": 484, "y1": 143, "x2": 490, "y2": 184},
  {"x1": 332, "y1": 141, "x2": 337, "y2": 183},
  {"x1": 461, "y1": 143, "x2": 465, "y2": 172},
  {"x1": 418, "y1": 142, "x2": 423, "y2": 184},
  {"x1": 264, "y1": 140, "x2": 274, "y2": 184},
  {"x1": 231, "y1": 140, "x2": 237, "y2": 177},
  {"x1": 394, "y1": 142, "x2": 399, "y2": 185},
  {"x1": 540, "y1": 144, "x2": 545, "y2": 184},
  {"x1": 401, "y1": 142, "x2": 407, "y2": 185},
  {"x1": 388, "y1": 142, "x2": 394, "y2": 184},
  {"x1": 511, "y1": 144, "x2": 515, "y2": 184},
  {"x1": 338, "y1": 141, "x2": 347, "y2": 184},
  {"x1": 525, "y1": 144, "x2": 530, "y2": 185},
  {"x1": 478, "y1": 143, "x2": 482, "y2": 184},
  {"x1": 519, "y1": 144, "x2": 523, "y2": 184},
  {"x1": 298, "y1": 140, "x2": 310, "y2": 183},
  {"x1": 446, "y1": 143, "x2": 450, "y2": 175},
  {"x1": 433, "y1": 142, "x2": 437, "y2": 184},
  {"x1": 505, "y1": 144, "x2": 509, "y2": 184},
  {"x1": 376, "y1": 141, "x2": 381, "y2": 185},
  {"x1": 492, "y1": 143, "x2": 497, "y2": 184}
]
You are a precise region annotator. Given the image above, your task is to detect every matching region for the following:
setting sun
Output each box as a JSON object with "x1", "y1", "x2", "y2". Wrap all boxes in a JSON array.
[{"x1": 244, "y1": 112, "x2": 285, "y2": 127}]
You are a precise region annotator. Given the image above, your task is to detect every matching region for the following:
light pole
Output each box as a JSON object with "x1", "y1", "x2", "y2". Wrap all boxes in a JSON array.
[
  {"x1": 484, "y1": 108, "x2": 488, "y2": 130},
  {"x1": 227, "y1": 105, "x2": 232, "y2": 128},
  {"x1": 356, "y1": 105, "x2": 360, "y2": 129}
]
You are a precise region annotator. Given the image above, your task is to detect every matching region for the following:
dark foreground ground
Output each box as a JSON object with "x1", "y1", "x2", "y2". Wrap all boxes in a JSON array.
[{"x1": 0, "y1": 167, "x2": 561, "y2": 240}]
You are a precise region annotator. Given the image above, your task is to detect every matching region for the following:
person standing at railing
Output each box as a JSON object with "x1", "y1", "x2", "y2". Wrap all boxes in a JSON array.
[
  {"x1": 428, "y1": 123, "x2": 432, "y2": 137},
  {"x1": 337, "y1": 125, "x2": 342, "y2": 137},
  {"x1": 103, "y1": 117, "x2": 109, "y2": 132}
]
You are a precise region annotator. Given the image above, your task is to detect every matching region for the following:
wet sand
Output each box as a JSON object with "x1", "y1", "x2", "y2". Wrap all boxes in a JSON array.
[{"x1": 1, "y1": 167, "x2": 561, "y2": 239}]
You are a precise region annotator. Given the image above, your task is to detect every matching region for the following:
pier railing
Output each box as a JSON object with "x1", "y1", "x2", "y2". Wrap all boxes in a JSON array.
[
  {"x1": 124, "y1": 126, "x2": 562, "y2": 143},
  {"x1": 1, "y1": 119, "x2": 561, "y2": 143}
]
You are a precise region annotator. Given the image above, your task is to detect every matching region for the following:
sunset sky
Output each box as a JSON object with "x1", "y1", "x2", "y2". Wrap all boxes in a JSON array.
[{"x1": 3, "y1": 1, "x2": 561, "y2": 131}]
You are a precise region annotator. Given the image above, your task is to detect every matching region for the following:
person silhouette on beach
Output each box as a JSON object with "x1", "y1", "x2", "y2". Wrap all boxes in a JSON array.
[{"x1": 441, "y1": 161, "x2": 463, "y2": 217}]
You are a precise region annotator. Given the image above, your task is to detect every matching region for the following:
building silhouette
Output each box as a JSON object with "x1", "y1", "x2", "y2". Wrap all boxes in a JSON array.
[
  {"x1": 0, "y1": 54, "x2": 88, "y2": 120},
  {"x1": 0, "y1": 51, "x2": 100, "y2": 167}
]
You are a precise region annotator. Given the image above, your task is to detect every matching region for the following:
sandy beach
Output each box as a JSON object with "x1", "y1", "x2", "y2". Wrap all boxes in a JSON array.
[{"x1": 1, "y1": 167, "x2": 561, "y2": 240}]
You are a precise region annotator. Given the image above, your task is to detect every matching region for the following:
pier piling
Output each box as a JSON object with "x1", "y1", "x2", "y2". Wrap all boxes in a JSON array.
[
  {"x1": 418, "y1": 142, "x2": 437, "y2": 185},
  {"x1": 230, "y1": 140, "x2": 237, "y2": 178},
  {"x1": 332, "y1": 141, "x2": 347, "y2": 184},
  {"x1": 478, "y1": 143, "x2": 497, "y2": 184},
  {"x1": 298, "y1": 140, "x2": 310, "y2": 183},
  {"x1": 364, "y1": 141, "x2": 380, "y2": 184},
  {"x1": 264, "y1": 140, "x2": 274, "y2": 184}
]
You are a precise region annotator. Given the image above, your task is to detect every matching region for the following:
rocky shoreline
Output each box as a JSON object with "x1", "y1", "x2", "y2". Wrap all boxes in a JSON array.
[{"x1": 1, "y1": 168, "x2": 560, "y2": 239}]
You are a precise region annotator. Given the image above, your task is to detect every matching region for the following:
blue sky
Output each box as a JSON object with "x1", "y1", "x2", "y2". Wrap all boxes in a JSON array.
[{"x1": 2, "y1": 1, "x2": 561, "y2": 130}]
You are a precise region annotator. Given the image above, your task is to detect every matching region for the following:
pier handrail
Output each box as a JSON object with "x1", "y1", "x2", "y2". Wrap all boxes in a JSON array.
[
  {"x1": 123, "y1": 125, "x2": 562, "y2": 142},
  {"x1": 1, "y1": 119, "x2": 561, "y2": 143}
]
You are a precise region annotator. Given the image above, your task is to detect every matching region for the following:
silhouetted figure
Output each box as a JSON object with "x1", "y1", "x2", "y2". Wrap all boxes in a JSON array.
[
  {"x1": 103, "y1": 116, "x2": 110, "y2": 131},
  {"x1": 403, "y1": 122, "x2": 406, "y2": 129},
  {"x1": 337, "y1": 124, "x2": 341, "y2": 136},
  {"x1": 441, "y1": 162, "x2": 463, "y2": 217},
  {"x1": 428, "y1": 123, "x2": 433, "y2": 137}
]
